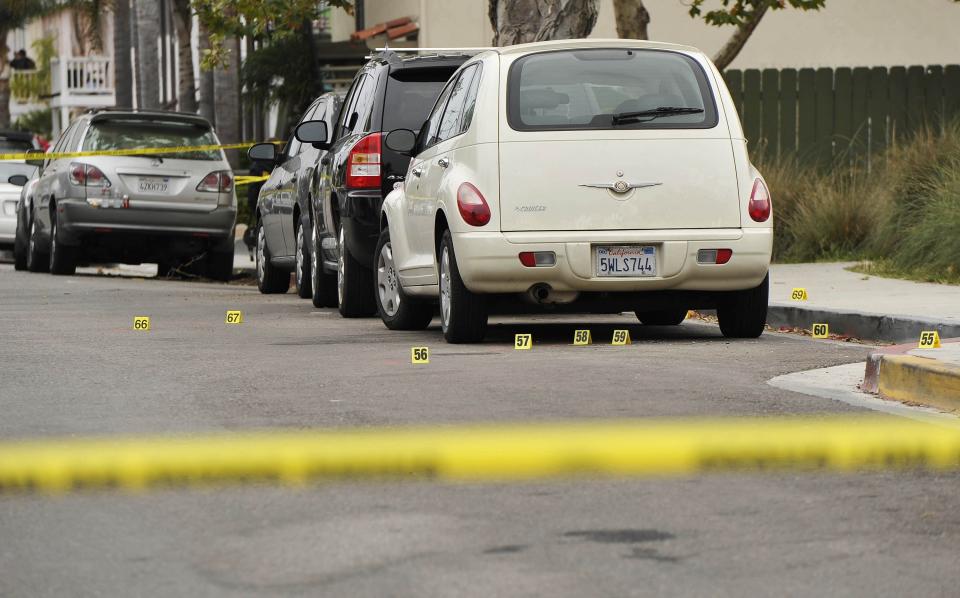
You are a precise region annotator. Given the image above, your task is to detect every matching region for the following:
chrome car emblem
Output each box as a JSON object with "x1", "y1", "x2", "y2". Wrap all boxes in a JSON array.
[{"x1": 580, "y1": 181, "x2": 662, "y2": 193}]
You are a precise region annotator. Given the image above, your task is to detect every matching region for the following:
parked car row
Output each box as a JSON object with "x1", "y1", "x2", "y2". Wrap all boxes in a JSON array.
[
  {"x1": 246, "y1": 40, "x2": 773, "y2": 344},
  {"x1": 6, "y1": 110, "x2": 237, "y2": 279}
]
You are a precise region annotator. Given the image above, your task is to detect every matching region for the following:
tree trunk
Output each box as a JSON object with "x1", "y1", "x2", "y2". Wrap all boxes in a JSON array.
[
  {"x1": 0, "y1": 27, "x2": 11, "y2": 128},
  {"x1": 213, "y1": 37, "x2": 241, "y2": 167},
  {"x1": 133, "y1": 0, "x2": 161, "y2": 109},
  {"x1": 712, "y1": 4, "x2": 769, "y2": 72},
  {"x1": 172, "y1": 0, "x2": 197, "y2": 112},
  {"x1": 197, "y1": 22, "x2": 216, "y2": 124},
  {"x1": 113, "y1": 0, "x2": 133, "y2": 108},
  {"x1": 488, "y1": 0, "x2": 599, "y2": 46},
  {"x1": 612, "y1": 0, "x2": 650, "y2": 40}
]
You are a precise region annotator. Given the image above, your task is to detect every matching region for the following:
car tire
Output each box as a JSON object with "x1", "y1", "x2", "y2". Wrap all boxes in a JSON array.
[
  {"x1": 636, "y1": 307, "x2": 688, "y2": 326},
  {"x1": 26, "y1": 213, "x2": 49, "y2": 273},
  {"x1": 48, "y1": 209, "x2": 77, "y2": 276},
  {"x1": 375, "y1": 227, "x2": 433, "y2": 330},
  {"x1": 295, "y1": 215, "x2": 312, "y2": 299},
  {"x1": 256, "y1": 219, "x2": 290, "y2": 294},
  {"x1": 336, "y1": 224, "x2": 375, "y2": 318},
  {"x1": 717, "y1": 274, "x2": 768, "y2": 338},
  {"x1": 13, "y1": 210, "x2": 28, "y2": 271},
  {"x1": 439, "y1": 230, "x2": 487, "y2": 343},
  {"x1": 310, "y1": 223, "x2": 337, "y2": 308}
]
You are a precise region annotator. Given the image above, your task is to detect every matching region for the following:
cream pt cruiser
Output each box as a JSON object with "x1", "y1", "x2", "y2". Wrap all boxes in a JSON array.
[{"x1": 378, "y1": 40, "x2": 772, "y2": 343}]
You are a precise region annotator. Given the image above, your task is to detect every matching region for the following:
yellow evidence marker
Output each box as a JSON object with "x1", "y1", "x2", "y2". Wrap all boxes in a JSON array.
[
  {"x1": 573, "y1": 329, "x2": 592, "y2": 346},
  {"x1": 918, "y1": 331, "x2": 942, "y2": 349},
  {"x1": 133, "y1": 316, "x2": 151, "y2": 331},
  {"x1": 812, "y1": 323, "x2": 829, "y2": 339},
  {"x1": 225, "y1": 310, "x2": 243, "y2": 324},
  {"x1": 411, "y1": 347, "x2": 430, "y2": 364},
  {"x1": 515, "y1": 334, "x2": 533, "y2": 350},
  {"x1": 791, "y1": 288, "x2": 809, "y2": 301},
  {"x1": 612, "y1": 329, "x2": 632, "y2": 345}
]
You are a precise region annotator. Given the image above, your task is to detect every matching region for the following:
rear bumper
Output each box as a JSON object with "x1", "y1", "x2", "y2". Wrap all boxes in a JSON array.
[
  {"x1": 58, "y1": 198, "x2": 236, "y2": 244},
  {"x1": 452, "y1": 228, "x2": 772, "y2": 294},
  {"x1": 339, "y1": 189, "x2": 382, "y2": 268}
]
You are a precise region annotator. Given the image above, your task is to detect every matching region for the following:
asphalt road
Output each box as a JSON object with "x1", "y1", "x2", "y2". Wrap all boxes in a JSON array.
[{"x1": 1, "y1": 264, "x2": 958, "y2": 597}]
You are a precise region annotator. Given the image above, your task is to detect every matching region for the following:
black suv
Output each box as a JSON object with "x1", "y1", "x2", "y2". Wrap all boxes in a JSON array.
[{"x1": 309, "y1": 51, "x2": 469, "y2": 316}]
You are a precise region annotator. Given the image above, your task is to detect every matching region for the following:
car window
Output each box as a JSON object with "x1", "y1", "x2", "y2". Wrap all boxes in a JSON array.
[
  {"x1": 459, "y1": 64, "x2": 483, "y2": 135},
  {"x1": 382, "y1": 66, "x2": 457, "y2": 132},
  {"x1": 349, "y1": 74, "x2": 376, "y2": 135},
  {"x1": 507, "y1": 49, "x2": 718, "y2": 131},
  {"x1": 335, "y1": 78, "x2": 363, "y2": 140},
  {"x1": 287, "y1": 100, "x2": 323, "y2": 158},
  {"x1": 82, "y1": 119, "x2": 221, "y2": 160},
  {"x1": 435, "y1": 64, "x2": 478, "y2": 144},
  {"x1": 47, "y1": 123, "x2": 76, "y2": 166},
  {"x1": 421, "y1": 78, "x2": 456, "y2": 150},
  {"x1": 0, "y1": 136, "x2": 33, "y2": 153}
]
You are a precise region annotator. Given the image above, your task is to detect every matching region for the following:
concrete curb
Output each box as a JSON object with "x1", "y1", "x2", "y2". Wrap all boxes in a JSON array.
[
  {"x1": 767, "y1": 303, "x2": 960, "y2": 344},
  {"x1": 862, "y1": 340, "x2": 960, "y2": 414}
]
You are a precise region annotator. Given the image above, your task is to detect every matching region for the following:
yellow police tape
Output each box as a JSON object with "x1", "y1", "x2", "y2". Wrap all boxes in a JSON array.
[
  {"x1": 1, "y1": 416, "x2": 958, "y2": 494},
  {"x1": 234, "y1": 175, "x2": 271, "y2": 186},
  {"x1": 0, "y1": 141, "x2": 276, "y2": 162}
]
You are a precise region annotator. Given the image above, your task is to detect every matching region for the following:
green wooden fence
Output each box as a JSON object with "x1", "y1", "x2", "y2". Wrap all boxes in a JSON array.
[{"x1": 723, "y1": 65, "x2": 960, "y2": 166}]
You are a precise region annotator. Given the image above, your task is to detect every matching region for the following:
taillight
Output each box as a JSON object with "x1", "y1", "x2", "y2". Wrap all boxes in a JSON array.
[
  {"x1": 69, "y1": 162, "x2": 111, "y2": 188},
  {"x1": 457, "y1": 182, "x2": 491, "y2": 227},
  {"x1": 748, "y1": 178, "x2": 771, "y2": 222},
  {"x1": 197, "y1": 171, "x2": 232, "y2": 193},
  {"x1": 345, "y1": 132, "x2": 382, "y2": 189}
]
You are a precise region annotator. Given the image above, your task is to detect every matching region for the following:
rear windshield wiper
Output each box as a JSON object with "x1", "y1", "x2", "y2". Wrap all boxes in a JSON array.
[{"x1": 610, "y1": 106, "x2": 704, "y2": 125}]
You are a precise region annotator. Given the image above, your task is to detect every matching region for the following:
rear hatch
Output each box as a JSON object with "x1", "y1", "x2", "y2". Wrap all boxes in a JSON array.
[
  {"x1": 380, "y1": 58, "x2": 467, "y2": 198},
  {"x1": 82, "y1": 115, "x2": 228, "y2": 209},
  {"x1": 499, "y1": 48, "x2": 740, "y2": 232}
]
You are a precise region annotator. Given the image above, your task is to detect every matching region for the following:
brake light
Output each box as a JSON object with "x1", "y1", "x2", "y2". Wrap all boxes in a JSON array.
[
  {"x1": 197, "y1": 171, "x2": 232, "y2": 193},
  {"x1": 345, "y1": 132, "x2": 382, "y2": 189},
  {"x1": 748, "y1": 178, "x2": 771, "y2": 222},
  {"x1": 69, "y1": 163, "x2": 111, "y2": 188},
  {"x1": 457, "y1": 182, "x2": 491, "y2": 227}
]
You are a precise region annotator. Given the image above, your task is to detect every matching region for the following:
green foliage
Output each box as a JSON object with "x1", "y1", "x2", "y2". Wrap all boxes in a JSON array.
[
  {"x1": 761, "y1": 119, "x2": 960, "y2": 284},
  {"x1": 13, "y1": 108, "x2": 53, "y2": 138},
  {"x1": 192, "y1": 0, "x2": 353, "y2": 69},
  {"x1": 241, "y1": 34, "x2": 318, "y2": 121},
  {"x1": 686, "y1": 0, "x2": 826, "y2": 26}
]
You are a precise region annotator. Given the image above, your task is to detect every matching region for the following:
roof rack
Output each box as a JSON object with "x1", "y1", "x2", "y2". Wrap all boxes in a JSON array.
[{"x1": 365, "y1": 46, "x2": 494, "y2": 61}]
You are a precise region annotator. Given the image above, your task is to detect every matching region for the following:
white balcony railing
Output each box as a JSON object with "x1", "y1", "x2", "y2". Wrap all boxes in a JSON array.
[{"x1": 50, "y1": 56, "x2": 115, "y2": 108}]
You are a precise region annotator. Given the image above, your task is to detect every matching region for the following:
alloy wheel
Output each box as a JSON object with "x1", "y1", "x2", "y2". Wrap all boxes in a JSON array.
[
  {"x1": 311, "y1": 225, "x2": 320, "y2": 297},
  {"x1": 48, "y1": 214, "x2": 57, "y2": 268},
  {"x1": 337, "y1": 226, "x2": 345, "y2": 306},
  {"x1": 440, "y1": 246, "x2": 451, "y2": 330},
  {"x1": 295, "y1": 224, "x2": 304, "y2": 289},
  {"x1": 376, "y1": 241, "x2": 400, "y2": 317},
  {"x1": 256, "y1": 224, "x2": 266, "y2": 284}
]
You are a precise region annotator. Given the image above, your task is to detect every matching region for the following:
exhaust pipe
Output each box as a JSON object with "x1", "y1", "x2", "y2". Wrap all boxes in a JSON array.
[{"x1": 526, "y1": 283, "x2": 579, "y2": 305}]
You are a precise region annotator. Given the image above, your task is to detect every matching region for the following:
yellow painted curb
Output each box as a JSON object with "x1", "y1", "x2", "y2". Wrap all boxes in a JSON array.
[
  {"x1": 878, "y1": 355, "x2": 960, "y2": 413},
  {"x1": 1, "y1": 417, "x2": 959, "y2": 495}
]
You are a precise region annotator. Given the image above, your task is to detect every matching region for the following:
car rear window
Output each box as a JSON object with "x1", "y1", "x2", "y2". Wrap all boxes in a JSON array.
[
  {"x1": 82, "y1": 120, "x2": 221, "y2": 160},
  {"x1": 383, "y1": 66, "x2": 460, "y2": 132},
  {"x1": 507, "y1": 49, "x2": 718, "y2": 131},
  {"x1": 0, "y1": 138, "x2": 32, "y2": 153}
]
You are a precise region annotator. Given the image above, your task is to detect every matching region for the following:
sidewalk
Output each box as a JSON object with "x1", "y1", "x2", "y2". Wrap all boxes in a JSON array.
[{"x1": 768, "y1": 262, "x2": 960, "y2": 343}]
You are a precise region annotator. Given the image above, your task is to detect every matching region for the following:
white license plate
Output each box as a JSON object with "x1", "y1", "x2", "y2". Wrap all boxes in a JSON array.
[
  {"x1": 596, "y1": 246, "x2": 657, "y2": 277},
  {"x1": 138, "y1": 177, "x2": 169, "y2": 193}
]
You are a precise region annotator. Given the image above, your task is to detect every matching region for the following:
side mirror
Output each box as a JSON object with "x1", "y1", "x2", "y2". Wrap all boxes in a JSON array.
[
  {"x1": 25, "y1": 149, "x2": 44, "y2": 167},
  {"x1": 295, "y1": 120, "x2": 329, "y2": 150},
  {"x1": 7, "y1": 174, "x2": 29, "y2": 187},
  {"x1": 248, "y1": 142, "x2": 278, "y2": 164},
  {"x1": 384, "y1": 129, "x2": 417, "y2": 156}
]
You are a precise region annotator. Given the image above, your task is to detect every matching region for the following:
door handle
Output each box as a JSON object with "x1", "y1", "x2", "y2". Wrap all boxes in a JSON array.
[
  {"x1": 437, "y1": 157, "x2": 450, "y2": 168},
  {"x1": 412, "y1": 166, "x2": 423, "y2": 177}
]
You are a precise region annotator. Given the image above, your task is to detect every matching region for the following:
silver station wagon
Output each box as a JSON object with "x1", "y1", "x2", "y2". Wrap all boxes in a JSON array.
[{"x1": 17, "y1": 110, "x2": 237, "y2": 279}]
